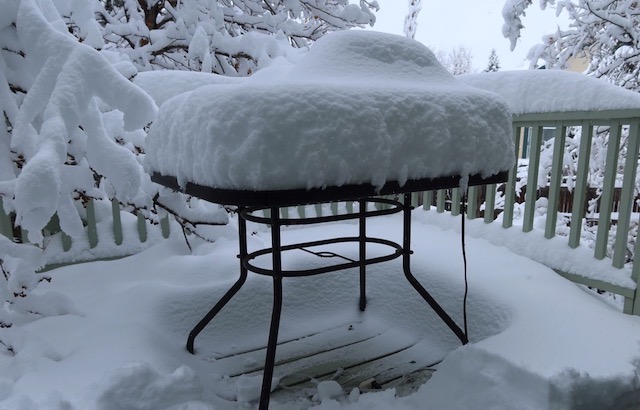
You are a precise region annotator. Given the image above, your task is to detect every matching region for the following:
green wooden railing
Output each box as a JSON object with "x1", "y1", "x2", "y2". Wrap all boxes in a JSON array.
[
  {"x1": 425, "y1": 110, "x2": 640, "y2": 315},
  {"x1": 507, "y1": 112, "x2": 640, "y2": 314},
  {"x1": 256, "y1": 110, "x2": 640, "y2": 315},
  {"x1": 2, "y1": 110, "x2": 639, "y2": 314}
]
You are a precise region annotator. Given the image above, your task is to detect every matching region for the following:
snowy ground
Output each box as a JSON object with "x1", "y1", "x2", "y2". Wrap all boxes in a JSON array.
[{"x1": 2, "y1": 209, "x2": 640, "y2": 409}]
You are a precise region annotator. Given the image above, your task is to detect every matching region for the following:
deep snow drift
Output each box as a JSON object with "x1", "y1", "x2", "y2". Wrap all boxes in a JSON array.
[{"x1": 1, "y1": 210, "x2": 639, "y2": 409}]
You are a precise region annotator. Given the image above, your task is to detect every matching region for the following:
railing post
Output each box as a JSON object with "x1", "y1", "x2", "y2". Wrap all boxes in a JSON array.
[
  {"x1": 544, "y1": 122, "x2": 567, "y2": 239},
  {"x1": 422, "y1": 191, "x2": 433, "y2": 211},
  {"x1": 86, "y1": 198, "x2": 98, "y2": 249},
  {"x1": 160, "y1": 215, "x2": 171, "y2": 239},
  {"x1": 569, "y1": 120, "x2": 593, "y2": 249},
  {"x1": 112, "y1": 198, "x2": 123, "y2": 246},
  {"x1": 523, "y1": 125, "x2": 543, "y2": 232},
  {"x1": 0, "y1": 198, "x2": 13, "y2": 239},
  {"x1": 436, "y1": 189, "x2": 446, "y2": 213},
  {"x1": 502, "y1": 125, "x2": 521, "y2": 229},
  {"x1": 345, "y1": 201, "x2": 354, "y2": 214},
  {"x1": 595, "y1": 121, "x2": 622, "y2": 260},
  {"x1": 45, "y1": 213, "x2": 72, "y2": 251},
  {"x1": 411, "y1": 192, "x2": 420, "y2": 208},
  {"x1": 484, "y1": 184, "x2": 496, "y2": 223},
  {"x1": 61, "y1": 230, "x2": 72, "y2": 252},
  {"x1": 451, "y1": 188, "x2": 461, "y2": 216},
  {"x1": 137, "y1": 212, "x2": 148, "y2": 243},
  {"x1": 627, "y1": 215, "x2": 640, "y2": 314},
  {"x1": 612, "y1": 121, "x2": 640, "y2": 268},
  {"x1": 467, "y1": 186, "x2": 478, "y2": 219},
  {"x1": 297, "y1": 205, "x2": 306, "y2": 219}
]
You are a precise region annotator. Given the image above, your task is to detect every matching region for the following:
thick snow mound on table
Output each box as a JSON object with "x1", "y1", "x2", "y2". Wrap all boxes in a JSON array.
[
  {"x1": 145, "y1": 30, "x2": 514, "y2": 192},
  {"x1": 460, "y1": 70, "x2": 640, "y2": 116},
  {"x1": 133, "y1": 70, "x2": 244, "y2": 107}
]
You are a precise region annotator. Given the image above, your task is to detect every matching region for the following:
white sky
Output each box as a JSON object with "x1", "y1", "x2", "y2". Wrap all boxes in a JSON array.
[{"x1": 369, "y1": 0, "x2": 569, "y2": 71}]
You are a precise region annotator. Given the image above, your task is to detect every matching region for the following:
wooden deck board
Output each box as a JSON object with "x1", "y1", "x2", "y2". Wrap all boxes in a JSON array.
[
  {"x1": 274, "y1": 330, "x2": 416, "y2": 388},
  {"x1": 201, "y1": 319, "x2": 448, "y2": 401},
  {"x1": 208, "y1": 321, "x2": 383, "y2": 376},
  {"x1": 331, "y1": 342, "x2": 443, "y2": 388}
]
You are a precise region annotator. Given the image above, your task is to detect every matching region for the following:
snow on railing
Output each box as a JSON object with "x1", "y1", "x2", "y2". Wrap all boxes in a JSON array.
[
  {"x1": 0, "y1": 197, "x2": 171, "y2": 272},
  {"x1": 2, "y1": 111, "x2": 639, "y2": 312},
  {"x1": 427, "y1": 113, "x2": 640, "y2": 315},
  {"x1": 253, "y1": 111, "x2": 640, "y2": 315},
  {"x1": 456, "y1": 70, "x2": 640, "y2": 315}
]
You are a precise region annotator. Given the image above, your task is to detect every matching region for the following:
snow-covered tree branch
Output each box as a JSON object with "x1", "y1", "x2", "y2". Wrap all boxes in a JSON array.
[
  {"x1": 435, "y1": 45, "x2": 474, "y2": 75},
  {"x1": 97, "y1": 0, "x2": 379, "y2": 74},
  {"x1": 502, "y1": 0, "x2": 640, "y2": 90},
  {"x1": 0, "y1": 0, "x2": 158, "y2": 338},
  {"x1": 3, "y1": 0, "x2": 157, "y2": 245},
  {"x1": 0, "y1": 0, "x2": 380, "y2": 338},
  {"x1": 404, "y1": 0, "x2": 422, "y2": 39}
]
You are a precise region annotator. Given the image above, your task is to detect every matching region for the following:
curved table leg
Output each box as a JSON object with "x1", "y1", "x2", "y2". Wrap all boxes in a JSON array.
[
  {"x1": 186, "y1": 269, "x2": 248, "y2": 353},
  {"x1": 402, "y1": 194, "x2": 469, "y2": 345},
  {"x1": 187, "y1": 209, "x2": 250, "y2": 354}
]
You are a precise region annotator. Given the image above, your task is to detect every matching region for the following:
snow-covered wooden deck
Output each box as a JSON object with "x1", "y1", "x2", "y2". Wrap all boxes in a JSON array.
[{"x1": 204, "y1": 320, "x2": 441, "y2": 400}]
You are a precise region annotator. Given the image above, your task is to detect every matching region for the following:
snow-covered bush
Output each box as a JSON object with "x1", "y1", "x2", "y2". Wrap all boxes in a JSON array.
[
  {"x1": 0, "y1": 0, "x2": 379, "y2": 350},
  {"x1": 0, "y1": 0, "x2": 158, "y2": 347},
  {"x1": 2, "y1": 0, "x2": 156, "y2": 242}
]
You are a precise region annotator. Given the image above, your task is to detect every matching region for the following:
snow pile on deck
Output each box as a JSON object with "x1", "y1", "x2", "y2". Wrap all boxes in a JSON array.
[
  {"x1": 460, "y1": 70, "x2": 640, "y2": 115},
  {"x1": 144, "y1": 30, "x2": 514, "y2": 191}
]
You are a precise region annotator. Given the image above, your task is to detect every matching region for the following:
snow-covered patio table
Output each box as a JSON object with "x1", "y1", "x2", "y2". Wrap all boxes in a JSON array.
[{"x1": 145, "y1": 30, "x2": 514, "y2": 409}]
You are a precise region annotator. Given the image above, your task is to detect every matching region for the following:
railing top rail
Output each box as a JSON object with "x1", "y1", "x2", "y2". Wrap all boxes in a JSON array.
[{"x1": 513, "y1": 109, "x2": 640, "y2": 124}]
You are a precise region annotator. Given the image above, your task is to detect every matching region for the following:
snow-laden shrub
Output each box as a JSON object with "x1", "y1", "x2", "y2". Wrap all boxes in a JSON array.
[
  {"x1": 2, "y1": 0, "x2": 156, "y2": 243},
  {"x1": 1, "y1": 0, "x2": 373, "y2": 350},
  {"x1": 0, "y1": 0, "x2": 158, "y2": 348}
]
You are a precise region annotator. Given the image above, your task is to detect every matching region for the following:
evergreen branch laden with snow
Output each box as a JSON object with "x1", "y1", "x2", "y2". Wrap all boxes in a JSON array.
[{"x1": 484, "y1": 48, "x2": 501, "y2": 72}]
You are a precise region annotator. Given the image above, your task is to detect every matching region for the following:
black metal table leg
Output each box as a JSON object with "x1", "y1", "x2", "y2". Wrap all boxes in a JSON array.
[
  {"x1": 358, "y1": 199, "x2": 367, "y2": 311},
  {"x1": 186, "y1": 196, "x2": 467, "y2": 409},
  {"x1": 258, "y1": 207, "x2": 284, "y2": 410},
  {"x1": 401, "y1": 194, "x2": 469, "y2": 345},
  {"x1": 187, "y1": 209, "x2": 250, "y2": 353}
]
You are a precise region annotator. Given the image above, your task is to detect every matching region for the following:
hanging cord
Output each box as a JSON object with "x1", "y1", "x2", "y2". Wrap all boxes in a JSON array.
[{"x1": 461, "y1": 192, "x2": 469, "y2": 340}]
